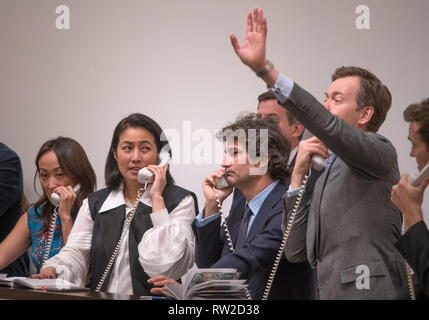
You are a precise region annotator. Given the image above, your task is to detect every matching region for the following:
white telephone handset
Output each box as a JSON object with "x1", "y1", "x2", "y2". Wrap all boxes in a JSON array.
[
  {"x1": 137, "y1": 149, "x2": 170, "y2": 184},
  {"x1": 215, "y1": 176, "x2": 230, "y2": 189},
  {"x1": 50, "y1": 184, "x2": 81, "y2": 207},
  {"x1": 408, "y1": 162, "x2": 429, "y2": 186},
  {"x1": 311, "y1": 155, "x2": 326, "y2": 171}
]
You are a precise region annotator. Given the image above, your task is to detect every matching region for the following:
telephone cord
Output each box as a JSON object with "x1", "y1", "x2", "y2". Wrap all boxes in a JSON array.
[
  {"x1": 95, "y1": 186, "x2": 145, "y2": 293},
  {"x1": 262, "y1": 172, "x2": 310, "y2": 300},
  {"x1": 42, "y1": 206, "x2": 59, "y2": 266},
  {"x1": 402, "y1": 221, "x2": 416, "y2": 300},
  {"x1": 213, "y1": 186, "x2": 252, "y2": 300}
]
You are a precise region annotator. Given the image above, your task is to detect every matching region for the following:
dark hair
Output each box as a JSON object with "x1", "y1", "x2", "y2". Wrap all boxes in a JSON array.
[
  {"x1": 404, "y1": 98, "x2": 429, "y2": 150},
  {"x1": 105, "y1": 113, "x2": 174, "y2": 190},
  {"x1": 216, "y1": 112, "x2": 290, "y2": 182},
  {"x1": 33, "y1": 137, "x2": 97, "y2": 233},
  {"x1": 257, "y1": 91, "x2": 304, "y2": 140},
  {"x1": 331, "y1": 66, "x2": 392, "y2": 132}
]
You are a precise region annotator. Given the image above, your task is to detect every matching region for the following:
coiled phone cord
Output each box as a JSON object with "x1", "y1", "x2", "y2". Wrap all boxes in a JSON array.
[
  {"x1": 42, "y1": 206, "x2": 59, "y2": 265},
  {"x1": 402, "y1": 221, "x2": 416, "y2": 300},
  {"x1": 262, "y1": 172, "x2": 310, "y2": 300},
  {"x1": 95, "y1": 185, "x2": 146, "y2": 293},
  {"x1": 213, "y1": 186, "x2": 252, "y2": 300}
]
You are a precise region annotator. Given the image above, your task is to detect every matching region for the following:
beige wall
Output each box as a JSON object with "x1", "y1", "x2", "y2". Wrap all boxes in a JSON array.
[{"x1": 1, "y1": 0, "x2": 428, "y2": 221}]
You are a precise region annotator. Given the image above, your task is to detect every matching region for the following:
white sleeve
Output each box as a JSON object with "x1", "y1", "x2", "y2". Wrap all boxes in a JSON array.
[
  {"x1": 138, "y1": 194, "x2": 196, "y2": 279},
  {"x1": 42, "y1": 199, "x2": 94, "y2": 287}
]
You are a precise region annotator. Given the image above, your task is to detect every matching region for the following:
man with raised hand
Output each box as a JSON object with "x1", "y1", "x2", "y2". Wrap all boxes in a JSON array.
[{"x1": 230, "y1": 7, "x2": 407, "y2": 299}]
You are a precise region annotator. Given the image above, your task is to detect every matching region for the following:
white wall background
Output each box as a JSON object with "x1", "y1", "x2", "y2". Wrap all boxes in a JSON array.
[{"x1": 0, "y1": 0, "x2": 428, "y2": 222}]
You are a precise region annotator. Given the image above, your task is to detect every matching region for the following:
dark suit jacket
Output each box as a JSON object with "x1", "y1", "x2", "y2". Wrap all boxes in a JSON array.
[
  {"x1": 0, "y1": 143, "x2": 29, "y2": 277},
  {"x1": 395, "y1": 221, "x2": 429, "y2": 299},
  {"x1": 193, "y1": 181, "x2": 314, "y2": 300}
]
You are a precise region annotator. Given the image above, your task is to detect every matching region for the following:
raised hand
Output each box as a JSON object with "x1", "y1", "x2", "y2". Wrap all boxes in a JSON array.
[{"x1": 230, "y1": 7, "x2": 268, "y2": 72}]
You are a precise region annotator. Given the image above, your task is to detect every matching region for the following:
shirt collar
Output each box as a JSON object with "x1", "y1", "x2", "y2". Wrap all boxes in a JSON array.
[
  {"x1": 288, "y1": 146, "x2": 299, "y2": 166},
  {"x1": 246, "y1": 180, "x2": 279, "y2": 217},
  {"x1": 98, "y1": 183, "x2": 153, "y2": 213}
]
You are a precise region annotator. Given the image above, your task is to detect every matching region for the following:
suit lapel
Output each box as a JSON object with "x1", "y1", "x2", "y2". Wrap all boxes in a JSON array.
[
  {"x1": 246, "y1": 183, "x2": 286, "y2": 243},
  {"x1": 312, "y1": 155, "x2": 338, "y2": 260}
]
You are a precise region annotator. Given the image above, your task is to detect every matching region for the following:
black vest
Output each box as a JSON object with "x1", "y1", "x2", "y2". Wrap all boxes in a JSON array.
[{"x1": 88, "y1": 184, "x2": 198, "y2": 296}]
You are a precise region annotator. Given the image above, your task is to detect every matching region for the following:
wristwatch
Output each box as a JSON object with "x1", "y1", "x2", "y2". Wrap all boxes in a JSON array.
[{"x1": 256, "y1": 60, "x2": 274, "y2": 77}]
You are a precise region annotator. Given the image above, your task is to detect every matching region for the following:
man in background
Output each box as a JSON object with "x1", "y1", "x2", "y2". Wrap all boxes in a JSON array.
[
  {"x1": 392, "y1": 98, "x2": 429, "y2": 299},
  {"x1": 257, "y1": 91, "x2": 304, "y2": 168},
  {"x1": 0, "y1": 142, "x2": 29, "y2": 277}
]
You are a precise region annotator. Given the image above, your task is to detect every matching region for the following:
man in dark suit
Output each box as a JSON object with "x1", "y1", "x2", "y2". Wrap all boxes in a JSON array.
[
  {"x1": 392, "y1": 98, "x2": 429, "y2": 299},
  {"x1": 193, "y1": 113, "x2": 313, "y2": 300},
  {"x1": 230, "y1": 8, "x2": 407, "y2": 299},
  {"x1": 257, "y1": 91, "x2": 304, "y2": 166},
  {"x1": 0, "y1": 143, "x2": 29, "y2": 277}
]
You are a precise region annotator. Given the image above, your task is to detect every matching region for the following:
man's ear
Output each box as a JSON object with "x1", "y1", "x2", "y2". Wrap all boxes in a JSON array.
[
  {"x1": 358, "y1": 106, "x2": 374, "y2": 127},
  {"x1": 293, "y1": 122, "x2": 304, "y2": 139}
]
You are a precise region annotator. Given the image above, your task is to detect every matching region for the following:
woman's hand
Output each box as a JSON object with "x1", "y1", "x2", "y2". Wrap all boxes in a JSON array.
[
  {"x1": 148, "y1": 275, "x2": 178, "y2": 295},
  {"x1": 52, "y1": 185, "x2": 77, "y2": 221},
  {"x1": 30, "y1": 266, "x2": 57, "y2": 279},
  {"x1": 147, "y1": 164, "x2": 168, "y2": 213}
]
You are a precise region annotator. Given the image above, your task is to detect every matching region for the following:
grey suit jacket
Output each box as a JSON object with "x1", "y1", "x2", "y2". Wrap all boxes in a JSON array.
[{"x1": 281, "y1": 83, "x2": 408, "y2": 299}]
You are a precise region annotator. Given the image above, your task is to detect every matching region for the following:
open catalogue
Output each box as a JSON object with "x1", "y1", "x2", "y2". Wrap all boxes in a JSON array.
[
  {"x1": 0, "y1": 274, "x2": 83, "y2": 291},
  {"x1": 163, "y1": 268, "x2": 248, "y2": 300}
]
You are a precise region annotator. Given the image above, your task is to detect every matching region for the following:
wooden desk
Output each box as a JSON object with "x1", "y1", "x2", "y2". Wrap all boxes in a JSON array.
[{"x1": 0, "y1": 286, "x2": 142, "y2": 300}]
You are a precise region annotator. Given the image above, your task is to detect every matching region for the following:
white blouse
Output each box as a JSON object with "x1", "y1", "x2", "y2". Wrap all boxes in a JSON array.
[{"x1": 43, "y1": 184, "x2": 196, "y2": 295}]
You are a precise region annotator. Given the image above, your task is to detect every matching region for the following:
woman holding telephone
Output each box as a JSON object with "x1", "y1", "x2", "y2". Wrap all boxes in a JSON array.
[
  {"x1": 36, "y1": 113, "x2": 198, "y2": 296},
  {"x1": 0, "y1": 137, "x2": 96, "y2": 273}
]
